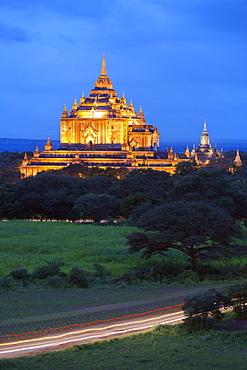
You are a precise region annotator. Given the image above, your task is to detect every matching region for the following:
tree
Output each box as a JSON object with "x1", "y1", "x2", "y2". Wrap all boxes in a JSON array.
[
  {"x1": 119, "y1": 192, "x2": 161, "y2": 218},
  {"x1": 0, "y1": 150, "x2": 33, "y2": 184},
  {"x1": 73, "y1": 193, "x2": 119, "y2": 222},
  {"x1": 175, "y1": 161, "x2": 197, "y2": 176},
  {"x1": 182, "y1": 289, "x2": 231, "y2": 332},
  {"x1": 226, "y1": 283, "x2": 247, "y2": 318},
  {"x1": 13, "y1": 173, "x2": 84, "y2": 220},
  {"x1": 167, "y1": 168, "x2": 247, "y2": 220},
  {"x1": 127, "y1": 201, "x2": 242, "y2": 270},
  {"x1": 87, "y1": 176, "x2": 118, "y2": 195},
  {"x1": 119, "y1": 169, "x2": 172, "y2": 198}
]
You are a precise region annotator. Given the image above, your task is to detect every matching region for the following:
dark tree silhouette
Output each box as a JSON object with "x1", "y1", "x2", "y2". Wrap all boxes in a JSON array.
[{"x1": 127, "y1": 201, "x2": 242, "y2": 270}]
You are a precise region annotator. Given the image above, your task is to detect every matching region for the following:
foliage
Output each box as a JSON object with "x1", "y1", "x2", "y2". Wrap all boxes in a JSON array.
[
  {"x1": 127, "y1": 201, "x2": 242, "y2": 270},
  {"x1": 0, "y1": 151, "x2": 32, "y2": 183},
  {"x1": 92, "y1": 263, "x2": 111, "y2": 283},
  {"x1": 133, "y1": 259, "x2": 185, "y2": 282},
  {"x1": 119, "y1": 192, "x2": 162, "y2": 218},
  {"x1": 118, "y1": 168, "x2": 172, "y2": 198},
  {"x1": 84, "y1": 166, "x2": 119, "y2": 179},
  {"x1": 32, "y1": 259, "x2": 65, "y2": 279},
  {"x1": 168, "y1": 167, "x2": 247, "y2": 220},
  {"x1": 182, "y1": 289, "x2": 231, "y2": 332},
  {"x1": 226, "y1": 282, "x2": 247, "y2": 319},
  {"x1": 175, "y1": 160, "x2": 197, "y2": 175},
  {"x1": 73, "y1": 193, "x2": 119, "y2": 222},
  {"x1": 10, "y1": 268, "x2": 29, "y2": 280},
  {"x1": 68, "y1": 266, "x2": 90, "y2": 288}
]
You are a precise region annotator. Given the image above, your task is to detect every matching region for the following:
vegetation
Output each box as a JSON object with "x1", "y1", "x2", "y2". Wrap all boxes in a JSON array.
[
  {"x1": 182, "y1": 289, "x2": 231, "y2": 332},
  {"x1": 1, "y1": 325, "x2": 247, "y2": 369},
  {"x1": 0, "y1": 221, "x2": 138, "y2": 277},
  {"x1": 1, "y1": 220, "x2": 247, "y2": 292},
  {"x1": 226, "y1": 282, "x2": 247, "y2": 319},
  {"x1": 127, "y1": 201, "x2": 242, "y2": 270}
]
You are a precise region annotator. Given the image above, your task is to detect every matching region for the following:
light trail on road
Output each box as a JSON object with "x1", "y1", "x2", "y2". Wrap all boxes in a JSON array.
[{"x1": 0, "y1": 311, "x2": 185, "y2": 358}]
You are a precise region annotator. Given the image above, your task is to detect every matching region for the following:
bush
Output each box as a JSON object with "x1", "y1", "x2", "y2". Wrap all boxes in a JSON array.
[
  {"x1": 226, "y1": 283, "x2": 247, "y2": 319},
  {"x1": 92, "y1": 263, "x2": 111, "y2": 283},
  {"x1": 69, "y1": 266, "x2": 90, "y2": 288},
  {"x1": 45, "y1": 275, "x2": 69, "y2": 289},
  {"x1": 113, "y1": 260, "x2": 185, "y2": 285},
  {"x1": 195, "y1": 263, "x2": 246, "y2": 280},
  {"x1": 112, "y1": 270, "x2": 136, "y2": 285},
  {"x1": 133, "y1": 260, "x2": 184, "y2": 282},
  {"x1": 32, "y1": 259, "x2": 65, "y2": 279},
  {"x1": 182, "y1": 289, "x2": 231, "y2": 332},
  {"x1": 174, "y1": 270, "x2": 200, "y2": 284},
  {"x1": 0, "y1": 277, "x2": 11, "y2": 289},
  {"x1": 10, "y1": 268, "x2": 29, "y2": 280}
]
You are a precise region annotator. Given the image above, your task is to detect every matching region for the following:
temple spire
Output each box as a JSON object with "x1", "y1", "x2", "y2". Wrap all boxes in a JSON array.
[
  {"x1": 200, "y1": 120, "x2": 210, "y2": 146},
  {"x1": 184, "y1": 145, "x2": 190, "y2": 157},
  {"x1": 138, "y1": 106, "x2": 145, "y2": 119},
  {"x1": 100, "y1": 56, "x2": 107, "y2": 76},
  {"x1": 234, "y1": 149, "x2": 242, "y2": 167},
  {"x1": 62, "y1": 104, "x2": 68, "y2": 118},
  {"x1": 44, "y1": 137, "x2": 53, "y2": 151},
  {"x1": 94, "y1": 56, "x2": 113, "y2": 89}
]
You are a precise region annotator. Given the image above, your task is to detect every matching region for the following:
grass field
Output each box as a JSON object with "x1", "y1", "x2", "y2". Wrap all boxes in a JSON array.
[
  {"x1": 1, "y1": 220, "x2": 247, "y2": 347},
  {"x1": 0, "y1": 220, "x2": 139, "y2": 276},
  {"x1": 1, "y1": 325, "x2": 247, "y2": 369}
]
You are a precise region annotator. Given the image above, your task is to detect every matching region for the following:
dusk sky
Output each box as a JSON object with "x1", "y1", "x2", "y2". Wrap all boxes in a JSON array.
[{"x1": 1, "y1": 0, "x2": 247, "y2": 146}]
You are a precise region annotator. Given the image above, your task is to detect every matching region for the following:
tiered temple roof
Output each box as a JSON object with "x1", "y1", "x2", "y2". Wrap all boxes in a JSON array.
[{"x1": 20, "y1": 57, "x2": 190, "y2": 177}]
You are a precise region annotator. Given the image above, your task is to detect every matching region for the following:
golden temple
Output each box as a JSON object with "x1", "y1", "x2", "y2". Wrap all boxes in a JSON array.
[{"x1": 20, "y1": 57, "x2": 190, "y2": 177}]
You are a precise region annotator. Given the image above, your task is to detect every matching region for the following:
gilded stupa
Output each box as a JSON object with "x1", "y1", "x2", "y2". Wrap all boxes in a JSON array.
[
  {"x1": 20, "y1": 57, "x2": 187, "y2": 177},
  {"x1": 190, "y1": 120, "x2": 223, "y2": 164}
]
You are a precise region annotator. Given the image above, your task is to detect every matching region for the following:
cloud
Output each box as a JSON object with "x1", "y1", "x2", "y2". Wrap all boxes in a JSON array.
[
  {"x1": 0, "y1": 22, "x2": 30, "y2": 42},
  {"x1": 58, "y1": 34, "x2": 75, "y2": 45},
  {"x1": 0, "y1": 0, "x2": 111, "y2": 20}
]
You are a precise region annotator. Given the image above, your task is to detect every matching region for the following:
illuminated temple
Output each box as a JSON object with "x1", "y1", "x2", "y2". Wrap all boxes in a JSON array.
[
  {"x1": 191, "y1": 120, "x2": 224, "y2": 164},
  {"x1": 20, "y1": 57, "x2": 188, "y2": 177}
]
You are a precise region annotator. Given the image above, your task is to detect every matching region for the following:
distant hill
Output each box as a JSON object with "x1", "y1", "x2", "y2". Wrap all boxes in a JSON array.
[{"x1": 0, "y1": 138, "x2": 246, "y2": 153}]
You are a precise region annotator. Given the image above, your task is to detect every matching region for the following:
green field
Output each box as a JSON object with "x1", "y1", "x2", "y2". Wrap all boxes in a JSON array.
[
  {"x1": 1, "y1": 325, "x2": 247, "y2": 369},
  {"x1": 0, "y1": 220, "x2": 246, "y2": 340},
  {"x1": 0, "y1": 220, "x2": 139, "y2": 276},
  {"x1": 1, "y1": 221, "x2": 247, "y2": 367}
]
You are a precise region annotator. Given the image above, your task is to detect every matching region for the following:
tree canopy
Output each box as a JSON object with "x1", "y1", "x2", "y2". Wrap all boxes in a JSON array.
[
  {"x1": 168, "y1": 168, "x2": 247, "y2": 220},
  {"x1": 127, "y1": 201, "x2": 242, "y2": 270}
]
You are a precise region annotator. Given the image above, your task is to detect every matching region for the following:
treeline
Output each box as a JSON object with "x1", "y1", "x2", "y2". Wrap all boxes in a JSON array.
[{"x1": 1, "y1": 161, "x2": 247, "y2": 222}]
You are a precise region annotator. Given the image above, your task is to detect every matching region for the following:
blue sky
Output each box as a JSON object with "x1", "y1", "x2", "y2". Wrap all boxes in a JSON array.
[{"x1": 0, "y1": 0, "x2": 247, "y2": 146}]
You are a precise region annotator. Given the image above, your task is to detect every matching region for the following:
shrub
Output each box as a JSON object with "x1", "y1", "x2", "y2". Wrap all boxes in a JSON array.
[
  {"x1": 32, "y1": 259, "x2": 65, "y2": 279},
  {"x1": 226, "y1": 283, "x2": 247, "y2": 319},
  {"x1": 0, "y1": 277, "x2": 11, "y2": 289},
  {"x1": 133, "y1": 260, "x2": 184, "y2": 282},
  {"x1": 92, "y1": 263, "x2": 111, "y2": 283},
  {"x1": 112, "y1": 270, "x2": 136, "y2": 285},
  {"x1": 10, "y1": 268, "x2": 29, "y2": 280},
  {"x1": 45, "y1": 275, "x2": 69, "y2": 289},
  {"x1": 182, "y1": 289, "x2": 231, "y2": 332},
  {"x1": 69, "y1": 266, "x2": 90, "y2": 288}
]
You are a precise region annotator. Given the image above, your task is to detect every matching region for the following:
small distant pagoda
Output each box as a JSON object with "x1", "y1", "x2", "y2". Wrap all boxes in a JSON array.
[
  {"x1": 233, "y1": 150, "x2": 242, "y2": 167},
  {"x1": 190, "y1": 121, "x2": 223, "y2": 165}
]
